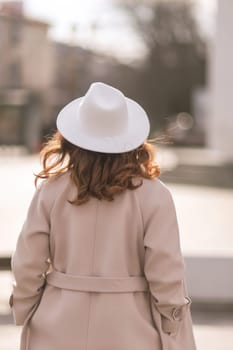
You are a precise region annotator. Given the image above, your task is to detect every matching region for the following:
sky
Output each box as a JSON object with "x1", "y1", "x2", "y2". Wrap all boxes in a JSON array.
[
  {"x1": 23, "y1": 0, "x2": 143, "y2": 61},
  {"x1": 22, "y1": 0, "x2": 217, "y2": 62}
]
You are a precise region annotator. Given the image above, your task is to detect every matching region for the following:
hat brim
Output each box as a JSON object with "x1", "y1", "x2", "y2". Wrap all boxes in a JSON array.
[{"x1": 56, "y1": 96, "x2": 150, "y2": 153}]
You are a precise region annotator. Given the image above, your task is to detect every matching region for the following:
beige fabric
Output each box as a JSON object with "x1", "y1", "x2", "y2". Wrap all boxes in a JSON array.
[
  {"x1": 46, "y1": 270, "x2": 149, "y2": 293},
  {"x1": 10, "y1": 172, "x2": 196, "y2": 350}
]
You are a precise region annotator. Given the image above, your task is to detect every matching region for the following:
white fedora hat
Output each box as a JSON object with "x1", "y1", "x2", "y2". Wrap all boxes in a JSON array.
[{"x1": 56, "y1": 82, "x2": 150, "y2": 153}]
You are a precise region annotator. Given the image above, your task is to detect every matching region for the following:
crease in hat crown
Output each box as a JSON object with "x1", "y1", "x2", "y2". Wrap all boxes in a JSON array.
[
  {"x1": 78, "y1": 82, "x2": 128, "y2": 137},
  {"x1": 56, "y1": 81, "x2": 150, "y2": 153}
]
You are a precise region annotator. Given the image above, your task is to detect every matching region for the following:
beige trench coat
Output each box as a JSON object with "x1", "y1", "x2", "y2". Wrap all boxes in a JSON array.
[{"x1": 9, "y1": 172, "x2": 196, "y2": 350}]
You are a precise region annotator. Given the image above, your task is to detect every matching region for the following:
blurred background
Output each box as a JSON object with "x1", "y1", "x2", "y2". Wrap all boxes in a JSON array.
[{"x1": 0, "y1": 0, "x2": 232, "y2": 349}]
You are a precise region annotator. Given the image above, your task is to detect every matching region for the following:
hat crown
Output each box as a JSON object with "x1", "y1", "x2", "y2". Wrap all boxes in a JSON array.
[{"x1": 78, "y1": 82, "x2": 128, "y2": 137}]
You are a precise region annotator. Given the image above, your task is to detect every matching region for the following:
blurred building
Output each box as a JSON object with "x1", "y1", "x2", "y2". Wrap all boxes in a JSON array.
[
  {"x1": 0, "y1": 1, "x2": 54, "y2": 151},
  {"x1": 0, "y1": 1, "x2": 135, "y2": 151},
  {"x1": 206, "y1": 0, "x2": 233, "y2": 161}
]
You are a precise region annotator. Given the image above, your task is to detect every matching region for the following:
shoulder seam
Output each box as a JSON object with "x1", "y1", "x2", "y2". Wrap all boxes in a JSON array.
[
  {"x1": 39, "y1": 180, "x2": 55, "y2": 224},
  {"x1": 134, "y1": 186, "x2": 145, "y2": 235}
]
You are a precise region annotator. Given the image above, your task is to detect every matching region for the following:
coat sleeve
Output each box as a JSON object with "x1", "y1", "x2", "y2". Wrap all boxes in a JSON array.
[
  {"x1": 9, "y1": 182, "x2": 51, "y2": 326},
  {"x1": 140, "y1": 180, "x2": 195, "y2": 343}
]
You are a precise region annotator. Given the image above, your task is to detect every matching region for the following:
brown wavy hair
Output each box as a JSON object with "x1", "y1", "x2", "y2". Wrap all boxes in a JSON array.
[{"x1": 35, "y1": 131, "x2": 160, "y2": 205}]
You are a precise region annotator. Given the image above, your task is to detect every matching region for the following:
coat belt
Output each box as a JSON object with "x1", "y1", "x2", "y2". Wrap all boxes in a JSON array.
[{"x1": 46, "y1": 270, "x2": 149, "y2": 293}]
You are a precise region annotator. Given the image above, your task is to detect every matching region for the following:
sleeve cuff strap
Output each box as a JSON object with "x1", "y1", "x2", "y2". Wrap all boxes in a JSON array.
[
  {"x1": 160, "y1": 296, "x2": 192, "y2": 334},
  {"x1": 161, "y1": 317, "x2": 181, "y2": 334}
]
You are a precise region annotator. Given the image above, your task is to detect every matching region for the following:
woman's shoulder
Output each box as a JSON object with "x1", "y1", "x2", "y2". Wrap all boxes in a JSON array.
[
  {"x1": 135, "y1": 176, "x2": 174, "y2": 212},
  {"x1": 37, "y1": 171, "x2": 71, "y2": 197},
  {"x1": 138, "y1": 177, "x2": 172, "y2": 197}
]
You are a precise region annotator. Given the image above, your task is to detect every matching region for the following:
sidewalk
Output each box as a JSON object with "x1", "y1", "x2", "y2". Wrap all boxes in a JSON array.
[{"x1": 157, "y1": 146, "x2": 233, "y2": 188}]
